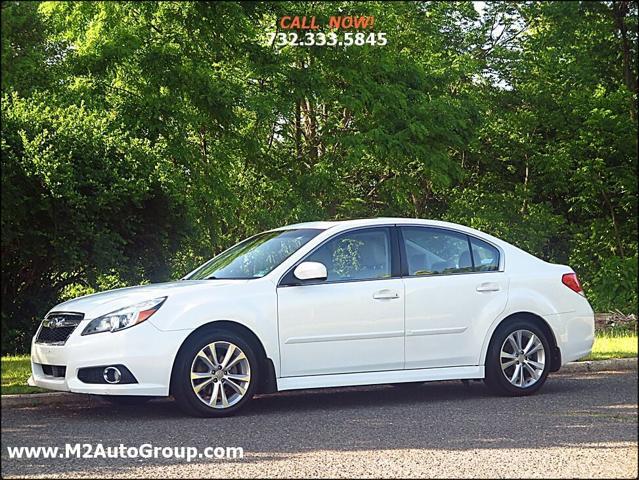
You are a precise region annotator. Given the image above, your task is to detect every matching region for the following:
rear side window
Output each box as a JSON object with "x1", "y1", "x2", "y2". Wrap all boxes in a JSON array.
[
  {"x1": 470, "y1": 237, "x2": 500, "y2": 271},
  {"x1": 401, "y1": 227, "x2": 473, "y2": 275}
]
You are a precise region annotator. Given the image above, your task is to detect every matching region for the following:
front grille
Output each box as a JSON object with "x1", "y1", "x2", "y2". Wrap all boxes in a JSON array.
[{"x1": 35, "y1": 312, "x2": 84, "y2": 345}]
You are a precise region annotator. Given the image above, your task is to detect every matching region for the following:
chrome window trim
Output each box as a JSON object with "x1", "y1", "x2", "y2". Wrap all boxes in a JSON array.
[{"x1": 278, "y1": 222, "x2": 506, "y2": 287}]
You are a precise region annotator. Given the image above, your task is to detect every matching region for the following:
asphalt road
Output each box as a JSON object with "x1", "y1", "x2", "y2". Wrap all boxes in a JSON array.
[{"x1": 2, "y1": 370, "x2": 637, "y2": 478}]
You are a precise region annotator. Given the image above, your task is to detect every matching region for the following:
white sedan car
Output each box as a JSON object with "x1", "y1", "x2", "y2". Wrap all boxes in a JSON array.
[{"x1": 29, "y1": 218, "x2": 594, "y2": 416}]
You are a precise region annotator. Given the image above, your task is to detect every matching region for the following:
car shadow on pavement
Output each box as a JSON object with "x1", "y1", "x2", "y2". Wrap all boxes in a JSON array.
[{"x1": 2, "y1": 371, "x2": 637, "y2": 478}]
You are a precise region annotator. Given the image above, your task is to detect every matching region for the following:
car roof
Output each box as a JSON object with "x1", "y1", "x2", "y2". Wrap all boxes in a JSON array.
[
  {"x1": 272, "y1": 221, "x2": 339, "y2": 231},
  {"x1": 273, "y1": 218, "x2": 473, "y2": 232}
]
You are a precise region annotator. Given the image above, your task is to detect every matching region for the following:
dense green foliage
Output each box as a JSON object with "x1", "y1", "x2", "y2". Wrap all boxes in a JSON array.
[{"x1": 1, "y1": 1, "x2": 637, "y2": 353}]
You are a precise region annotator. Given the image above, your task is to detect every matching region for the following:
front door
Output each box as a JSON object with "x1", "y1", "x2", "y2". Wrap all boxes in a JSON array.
[{"x1": 277, "y1": 227, "x2": 404, "y2": 377}]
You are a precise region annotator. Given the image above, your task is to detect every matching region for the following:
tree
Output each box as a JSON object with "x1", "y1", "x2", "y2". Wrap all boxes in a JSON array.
[{"x1": 1, "y1": 1, "x2": 637, "y2": 352}]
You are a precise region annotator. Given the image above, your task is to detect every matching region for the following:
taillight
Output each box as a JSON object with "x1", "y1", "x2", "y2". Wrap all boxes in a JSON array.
[{"x1": 562, "y1": 273, "x2": 584, "y2": 296}]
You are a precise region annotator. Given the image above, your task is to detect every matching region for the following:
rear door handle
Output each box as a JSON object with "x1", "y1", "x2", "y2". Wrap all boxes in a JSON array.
[
  {"x1": 373, "y1": 289, "x2": 400, "y2": 300},
  {"x1": 476, "y1": 282, "x2": 500, "y2": 292}
]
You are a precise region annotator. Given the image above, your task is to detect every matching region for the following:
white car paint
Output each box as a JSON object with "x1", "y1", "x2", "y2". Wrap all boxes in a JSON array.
[
  {"x1": 278, "y1": 276, "x2": 405, "y2": 376},
  {"x1": 29, "y1": 218, "x2": 594, "y2": 398}
]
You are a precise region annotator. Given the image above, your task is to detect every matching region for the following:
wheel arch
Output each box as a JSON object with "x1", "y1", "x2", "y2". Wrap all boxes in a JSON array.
[
  {"x1": 482, "y1": 312, "x2": 562, "y2": 372},
  {"x1": 169, "y1": 320, "x2": 278, "y2": 395}
]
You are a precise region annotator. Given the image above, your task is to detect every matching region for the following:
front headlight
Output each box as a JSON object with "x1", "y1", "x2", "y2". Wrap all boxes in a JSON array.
[{"x1": 82, "y1": 297, "x2": 167, "y2": 335}]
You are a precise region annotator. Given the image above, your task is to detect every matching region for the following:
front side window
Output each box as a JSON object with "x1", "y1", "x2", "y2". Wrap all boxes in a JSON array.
[
  {"x1": 187, "y1": 229, "x2": 321, "y2": 280},
  {"x1": 305, "y1": 228, "x2": 391, "y2": 282},
  {"x1": 401, "y1": 227, "x2": 473, "y2": 275}
]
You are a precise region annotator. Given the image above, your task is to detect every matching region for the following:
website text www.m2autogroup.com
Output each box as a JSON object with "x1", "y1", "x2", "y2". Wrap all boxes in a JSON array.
[{"x1": 6, "y1": 443, "x2": 244, "y2": 462}]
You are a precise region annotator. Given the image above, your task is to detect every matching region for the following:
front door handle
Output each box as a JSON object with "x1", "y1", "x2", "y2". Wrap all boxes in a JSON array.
[
  {"x1": 373, "y1": 289, "x2": 400, "y2": 300},
  {"x1": 476, "y1": 282, "x2": 500, "y2": 292}
]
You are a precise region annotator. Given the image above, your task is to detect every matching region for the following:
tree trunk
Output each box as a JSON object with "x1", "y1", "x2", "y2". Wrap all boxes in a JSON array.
[
  {"x1": 601, "y1": 186, "x2": 625, "y2": 258},
  {"x1": 521, "y1": 153, "x2": 529, "y2": 215},
  {"x1": 295, "y1": 99, "x2": 302, "y2": 161},
  {"x1": 611, "y1": 1, "x2": 638, "y2": 121}
]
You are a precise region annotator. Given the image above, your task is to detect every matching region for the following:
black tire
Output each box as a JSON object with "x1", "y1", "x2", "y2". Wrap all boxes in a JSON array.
[
  {"x1": 100, "y1": 395, "x2": 152, "y2": 406},
  {"x1": 484, "y1": 319, "x2": 551, "y2": 396},
  {"x1": 171, "y1": 328, "x2": 259, "y2": 417}
]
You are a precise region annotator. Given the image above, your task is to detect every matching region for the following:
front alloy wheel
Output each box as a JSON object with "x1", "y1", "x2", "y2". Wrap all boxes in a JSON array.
[
  {"x1": 172, "y1": 330, "x2": 259, "y2": 417},
  {"x1": 190, "y1": 341, "x2": 251, "y2": 409}
]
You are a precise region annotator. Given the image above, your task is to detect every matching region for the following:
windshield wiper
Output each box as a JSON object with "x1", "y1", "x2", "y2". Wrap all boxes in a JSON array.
[{"x1": 203, "y1": 275, "x2": 256, "y2": 280}]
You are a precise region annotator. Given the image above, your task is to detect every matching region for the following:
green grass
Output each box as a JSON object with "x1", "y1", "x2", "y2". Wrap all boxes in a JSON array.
[
  {"x1": 582, "y1": 332, "x2": 638, "y2": 361},
  {"x1": 1, "y1": 331, "x2": 636, "y2": 395},
  {"x1": 1, "y1": 355, "x2": 45, "y2": 395}
]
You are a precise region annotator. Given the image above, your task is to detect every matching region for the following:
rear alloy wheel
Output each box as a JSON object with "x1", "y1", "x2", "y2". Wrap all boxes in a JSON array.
[
  {"x1": 500, "y1": 330, "x2": 546, "y2": 388},
  {"x1": 484, "y1": 320, "x2": 551, "y2": 396},
  {"x1": 172, "y1": 330, "x2": 259, "y2": 417}
]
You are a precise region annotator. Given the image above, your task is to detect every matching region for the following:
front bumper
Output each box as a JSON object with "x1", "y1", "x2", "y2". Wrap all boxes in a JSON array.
[{"x1": 29, "y1": 320, "x2": 191, "y2": 396}]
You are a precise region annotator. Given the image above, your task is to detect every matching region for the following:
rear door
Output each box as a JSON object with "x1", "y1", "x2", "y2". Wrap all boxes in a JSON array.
[{"x1": 400, "y1": 226, "x2": 508, "y2": 369}]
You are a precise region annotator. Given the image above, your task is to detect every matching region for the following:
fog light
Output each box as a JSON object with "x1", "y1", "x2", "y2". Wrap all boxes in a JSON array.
[
  {"x1": 103, "y1": 366, "x2": 122, "y2": 384},
  {"x1": 78, "y1": 365, "x2": 137, "y2": 384}
]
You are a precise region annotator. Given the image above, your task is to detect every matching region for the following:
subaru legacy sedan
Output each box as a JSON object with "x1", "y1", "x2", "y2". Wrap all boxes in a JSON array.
[{"x1": 29, "y1": 218, "x2": 594, "y2": 416}]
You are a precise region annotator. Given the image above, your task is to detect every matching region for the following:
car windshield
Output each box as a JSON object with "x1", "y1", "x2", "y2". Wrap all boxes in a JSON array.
[{"x1": 186, "y1": 228, "x2": 322, "y2": 280}]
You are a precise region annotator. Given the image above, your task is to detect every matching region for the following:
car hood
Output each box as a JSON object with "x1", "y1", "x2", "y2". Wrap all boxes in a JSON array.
[{"x1": 49, "y1": 280, "x2": 249, "y2": 319}]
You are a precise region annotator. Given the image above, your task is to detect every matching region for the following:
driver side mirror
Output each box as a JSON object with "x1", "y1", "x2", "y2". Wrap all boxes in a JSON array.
[{"x1": 293, "y1": 261, "x2": 328, "y2": 282}]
